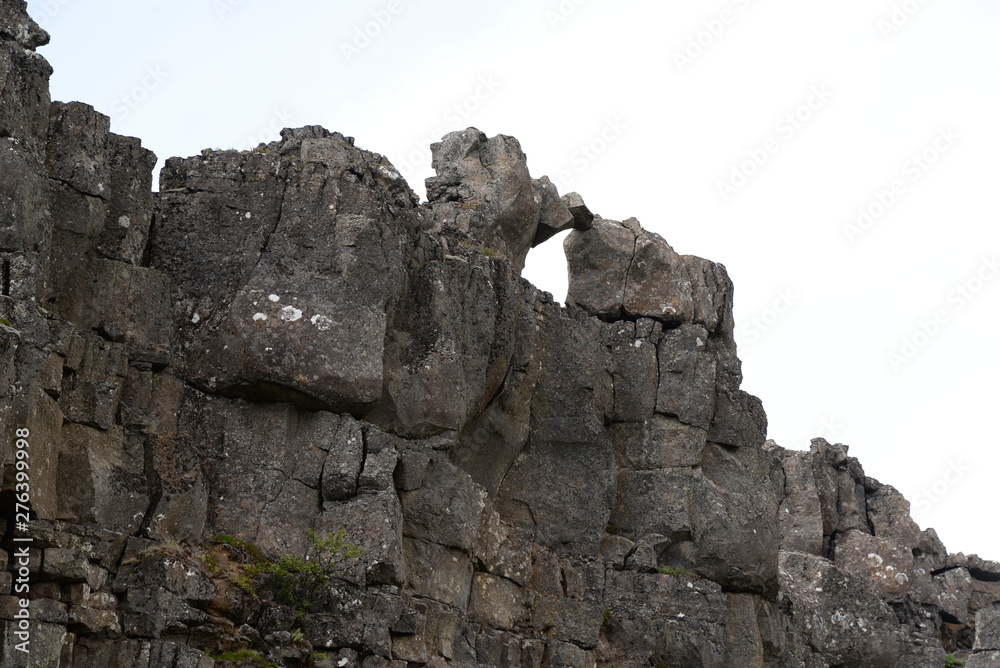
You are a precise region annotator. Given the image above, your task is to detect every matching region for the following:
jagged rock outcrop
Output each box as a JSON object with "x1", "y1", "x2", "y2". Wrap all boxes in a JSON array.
[{"x1": 0, "y1": 1, "x2": 995, "y2": 665}]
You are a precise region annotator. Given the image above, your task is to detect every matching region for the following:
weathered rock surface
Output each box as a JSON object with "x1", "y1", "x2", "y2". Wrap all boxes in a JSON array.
[{"x1": 0, "y1": 1, "x2": 995, "y2": 665}]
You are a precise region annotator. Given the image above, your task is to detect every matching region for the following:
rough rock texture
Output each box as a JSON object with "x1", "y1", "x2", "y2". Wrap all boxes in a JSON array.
[{"x1": 0, "y1": 1, "x2": 996, "y2": 665}]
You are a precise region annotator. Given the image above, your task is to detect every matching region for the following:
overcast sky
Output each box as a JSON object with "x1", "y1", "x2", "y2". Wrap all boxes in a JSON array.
[{"x1": 26, "y1": 0, "x2": 1000, "y2": 559}]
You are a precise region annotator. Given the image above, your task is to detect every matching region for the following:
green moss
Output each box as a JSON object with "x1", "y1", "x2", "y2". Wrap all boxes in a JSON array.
[
  {"x1": 945, "y1": 655, "x2": 965, "y2": 668},
  {"x1": 212, "y1": 534, "x2": 267, "y2": 563},
  {"x1": 211, "y1": 648, "x2": 277, "y2": 667},
  {"x1": 657, "y1": 565, "x2": 698, "y2": 577},
  {"x1": 204, "y1": 553, "x2": 219, "y2": 574}
]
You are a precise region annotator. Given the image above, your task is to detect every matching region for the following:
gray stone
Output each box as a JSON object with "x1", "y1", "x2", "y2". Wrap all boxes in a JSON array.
[
  {"x1": 564, "y1": 217, "x2": 636, "y2": 319},
  {"x1": 528, "y1": 595, "x2": 603, "y2": 649},
  {"x1": 560, "y1": 192, "x2": 594, "y2": 231},
  {"x1": 656, "y1": 323, "x2": 716, "y2": 430},
  {"x1": 359, "y1": 426, "x2": 401, "y2": 492},
  {"x1": 778, "y1": 551, "x2": 902, "y2": 667},
  {"x1": 56, "y1": 424, "x2": 148, "y2": 533},
  {"x1": 425, "y1": 128, "x2": 541, "y2": 272},
  {"x1": 833, "y1": 529, "x2": 914, "y2": 601},
  {"x1": 473, "y1": 510, "x2": 532, "y2": 585},
  {"x1": 529, "y1": 176, "x2": 575, "y2": 246},
  {"x1": 153, "y1": 133, "x2": 415, "y2": 414},
  {"x1": 1, "y1": 621, "x2": 66, "y2": 668},
  {"x1": 976, "y1": 604, "x2": 1000, "y2": 651},
  {"x1": 42, "y1": 548, "x2": 91, "y2": 583},
  {"x1": 403, "y1": 537, "x2": 473, "y2": 610},
  {"x1": 610, "y1": 415, "x2": 707, "y2": 470},
  {"x1": 400, "y1": 457, "x2": 486, "y2": 553},
  {"x1": 968, "y1": 651, "x2": 1000, "y2": 668},
  {"x1": 706, "y1": 343, "x2": 767, "y2": 447},
  {"x1": 468, "y1": 572, "x2": 529, "y2": 629},
  {"x1": 321, "y1": 414, "x2": 364, "y2": 502},
  {"x1": 565, "y1": 217, "x2": 735, "y2": 334},
  {"x1": 599, "y1": 570, "x2": 728, "y2": 668},
  {"x1": 776, "y1": 449, "x2": 823, "y2": 556},
  {"x1": 373, "y1": 235, "x2": 521, "y2": 437},
  {"x1": 603, "y1": 320, "x2": 659, "y2": 422}
]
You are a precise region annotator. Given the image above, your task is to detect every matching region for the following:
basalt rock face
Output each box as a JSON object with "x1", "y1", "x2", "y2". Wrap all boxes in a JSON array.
[{"x1": 0, "y1": 3, "x2": 996, "y2": 667}]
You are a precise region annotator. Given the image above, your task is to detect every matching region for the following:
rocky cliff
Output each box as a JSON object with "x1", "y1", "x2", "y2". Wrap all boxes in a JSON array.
[{"x1": 2, "y1": 1, "x2": 999, "y2": 667}]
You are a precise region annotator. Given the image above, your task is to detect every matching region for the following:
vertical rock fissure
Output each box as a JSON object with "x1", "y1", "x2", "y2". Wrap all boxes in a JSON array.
[
  {"x1": 619, "y1": 228, "x2": 641, "y2": 320},
  {"x1": 356, "y1": 426, "x2": 369, "y2": 494}
]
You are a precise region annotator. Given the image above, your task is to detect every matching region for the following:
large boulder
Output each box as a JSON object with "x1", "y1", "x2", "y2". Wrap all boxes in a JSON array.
[
  {"x1": 778, "y1": 551, "x2": 903, "y2": 667},
  {"x1": 424, "y1": 128, "x2": 588, "y2": 272},
  {"x1": 565, "y1": 217, "x2": 735, "y2": 338},
  {"x1": 151, "y1": 128, "x2": 416, "y2": 413}
]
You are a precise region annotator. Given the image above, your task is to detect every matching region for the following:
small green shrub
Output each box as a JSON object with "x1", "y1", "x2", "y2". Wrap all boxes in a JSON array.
[
  {"x1": 945, "y1": 654, "x2": 965, "y2": 668},
  {"x1": 203, "y1": 530, "x2": 361, "y2": 616},
  {"x1": 266, "y1": 529, "x2": 363, "y2": 614}
]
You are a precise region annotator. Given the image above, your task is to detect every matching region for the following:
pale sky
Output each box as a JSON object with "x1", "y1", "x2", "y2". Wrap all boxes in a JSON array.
[{"x1": 27, "y1": 0, "x2": 1000, "y2": 559}]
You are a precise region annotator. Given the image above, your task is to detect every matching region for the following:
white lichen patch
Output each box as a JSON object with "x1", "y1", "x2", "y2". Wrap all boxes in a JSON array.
[
  {"x1": 377, "y1": 164, "x2": 402, "y2": 180},
  {"x1": 280, "y1": 305, "x2": 303, "y2": 322},
  {"x1": 244, "y1": 212, "x2": 252, "y2": 219},
  {"x1": 191, "y1": 312, "x2": 200, "y2": 324},
  {"x1": 268, "y1": 294, "x2": 280, "y2": 302},
  {"x1": 118, "y1": 215, "x2": 131, "y2": 228},
  {"x1": 310, "y1": 314, "x2": 333, "y2": 331},
  {"x1": 253, "y1": 313, "x2": 268, "y2": 321}
]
